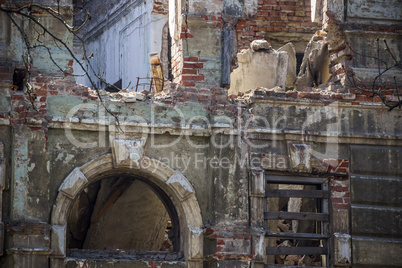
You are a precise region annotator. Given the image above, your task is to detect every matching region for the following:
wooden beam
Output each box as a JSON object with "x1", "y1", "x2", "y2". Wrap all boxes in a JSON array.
[
  {"x1": 265, "y1": 265, "x2": 312, "y2": 268},
  {"x1": 266, "y1": 189, "x2": 329, "y2": 198},
  {"x1": 265, "y1": 232, "x2": 329, "y2": 239},
  {"x1": 264, "y1": 211, "x2": 329, "y2": 221},
  {"x1": 266, "y1": 175, "x2": 324, "y2": 184},
  {"x1": 266, "y1": 246, "x2": 327, "y2": 255}
]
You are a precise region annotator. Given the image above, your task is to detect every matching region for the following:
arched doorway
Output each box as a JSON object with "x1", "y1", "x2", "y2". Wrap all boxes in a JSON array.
[{"x1": 50, "y1": 153, "x2": 203, "y2": 268}]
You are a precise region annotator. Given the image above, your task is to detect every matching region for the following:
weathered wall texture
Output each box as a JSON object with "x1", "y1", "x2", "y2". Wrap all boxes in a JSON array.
[{"x1": 0, "y1": 0, "x2": 401, "y2": 268}]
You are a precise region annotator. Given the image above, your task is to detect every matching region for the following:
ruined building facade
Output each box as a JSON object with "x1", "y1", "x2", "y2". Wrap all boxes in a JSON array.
[{"x1": 0, "y1": 0, "x2": 401, "y2": 267}]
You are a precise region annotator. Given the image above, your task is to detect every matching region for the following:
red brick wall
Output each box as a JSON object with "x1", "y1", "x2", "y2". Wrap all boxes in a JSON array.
[
  {"x1": 182, "y1": 57, "x2": 206, "y2": 86},
  {"x1": 176, "y1": 16, "x2": 221, "y2": 86},
  {"x1": 236, "y1": 0, "x2": 321, "y2": 50}
]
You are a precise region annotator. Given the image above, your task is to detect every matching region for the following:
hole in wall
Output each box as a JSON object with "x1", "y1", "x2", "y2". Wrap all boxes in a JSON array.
[{"x1": 12, "y1": 68, "x2": 26, "y2": 91}]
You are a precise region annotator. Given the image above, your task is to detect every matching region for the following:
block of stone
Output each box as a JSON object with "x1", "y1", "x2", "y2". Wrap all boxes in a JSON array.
[
  {"x1": 229, "y1": 43, "x2": 289, "y2": 95},
  {"x1": 251, "y1": 40, "x2": 272, "y2": 51},
  {"x1": 278, "y1": 42, "x2": 297, "y2": 89}
]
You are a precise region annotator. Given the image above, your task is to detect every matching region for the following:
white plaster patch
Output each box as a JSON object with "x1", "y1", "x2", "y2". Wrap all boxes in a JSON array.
[
  {"x1": 28, "y1": 163, "x2": 36, "y2": 172},
  {"x1": 55, "y1": 152, "x2": 63, "y2": 162},
  {"x1": 64, "y1": 153, "x2": 74, "y2": 164}
]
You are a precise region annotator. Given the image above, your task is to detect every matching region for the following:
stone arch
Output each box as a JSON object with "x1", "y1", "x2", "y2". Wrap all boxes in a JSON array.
[{"x1": 50, "y1": 153, "x2": 203, "y2": 267}]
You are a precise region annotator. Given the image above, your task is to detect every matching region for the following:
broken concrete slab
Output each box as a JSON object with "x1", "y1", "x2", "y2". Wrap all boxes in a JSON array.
[
  {"x1": 278, "y1": 43, "x2": 297, "y2": 89},
  {"x1": 229, "y1": 41, "x2": 289, "y2": 95},
  {"x1": 251, "y1": 40, "x2": 272, "y2": 51},
  {"x1": 294, "y1": 31, "x2": 330, "y2": 90}
]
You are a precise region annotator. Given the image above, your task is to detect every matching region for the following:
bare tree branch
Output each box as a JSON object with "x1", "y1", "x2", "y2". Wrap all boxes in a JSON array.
[
  {"x1": 344, "y1": 40, "x2": 401, "y2": 111},
  {"x1": 0, "y1": 2, "x2": 124, "y2": 129}
]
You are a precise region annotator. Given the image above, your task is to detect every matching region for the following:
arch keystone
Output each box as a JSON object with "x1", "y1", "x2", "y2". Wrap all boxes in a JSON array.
[{"x1": 111, "y1": 139, "x2": 144, "y2": 168}]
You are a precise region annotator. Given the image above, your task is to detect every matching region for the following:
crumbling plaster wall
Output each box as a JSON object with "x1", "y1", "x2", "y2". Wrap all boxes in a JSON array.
[
  {"x1": 1, "y1": 77, "x2": 402, "y2": 267},
  {"x1": 44, "y1": 93, "x2": 250, "y2": 228}
]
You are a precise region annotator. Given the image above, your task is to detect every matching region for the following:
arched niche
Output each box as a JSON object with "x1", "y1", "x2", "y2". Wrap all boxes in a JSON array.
[{"x1": 50, "y1": 153, "x2": 203, "y2": 268}]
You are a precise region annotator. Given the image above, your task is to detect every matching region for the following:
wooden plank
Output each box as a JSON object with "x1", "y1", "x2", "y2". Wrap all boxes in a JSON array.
[
  {"x1": 264, "y1": 264, "x2": 300, "y2": 268},
  {"x1": 264, "y1": 211, "x2": 329, "y2": 221},
  {"x1": 265, "y1": 265, "x2": 306, "y2": 268},
  {"x1": 265, "y1": 189, "x2": 329, "y2": 198},
  {"x1": 266, "y1": 175, "x2": 324, "y2": 185},
  {"x1": 266, "y1": 246, "x2": 327, "y2": 255},
  {"x1": 265, "y1": 232, "x2": 329, "y2": 239}
]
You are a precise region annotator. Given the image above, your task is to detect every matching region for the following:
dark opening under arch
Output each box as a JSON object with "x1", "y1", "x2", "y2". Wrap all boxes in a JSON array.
[{"x1": 67, "y1": 174, "x2": 180, "y2": 253}]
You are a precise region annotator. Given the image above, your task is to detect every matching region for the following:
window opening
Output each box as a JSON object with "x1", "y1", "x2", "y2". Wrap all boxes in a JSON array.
[
  {"x1": 264, "y1": 175, "x2": 329, "y2": 267},
  {"x1": 12, "y1": 68, "x2": 26, "y2": 91},
  {"x1": 105, "y1": 79, "x2": 122, "y2": 92},
  {"x1": 296, "y1": 53, "x2": 304, "y2": 75},
  {"x1": 167, "y1": 26, "x2": 173, "y2": 81}
]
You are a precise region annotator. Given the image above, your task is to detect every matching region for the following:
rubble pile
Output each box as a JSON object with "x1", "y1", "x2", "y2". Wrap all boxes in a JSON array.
[
  {"x1": 88, "y1": 88, "x2": 148, "y2": 102},
  {"x1": 273, "y1": 219, "x2": 323, "y2": 267}
]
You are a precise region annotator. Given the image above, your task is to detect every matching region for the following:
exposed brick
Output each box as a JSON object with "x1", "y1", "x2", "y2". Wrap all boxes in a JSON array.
[
  {"x1": 286, "y1": 91, "x2": 298, "y2": 98},
  {"x1": 182, "y1": 68, "x2": 198, "y2": 75},
  {"x1": 183, "y1": 62, "x2": 204, "y2": 69},
  {"x1": 182, "y1": 81, "x2": 195, "y2": 86},
  {"x1": 184, "y1": 56, "x2": 199, "y2": 62},
  {"x1": 332, "y1": 203, "x2": 348, "y2": 209},
  {"x1": 182, "y1": 75, "x2": 205, "y2": 82}
]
